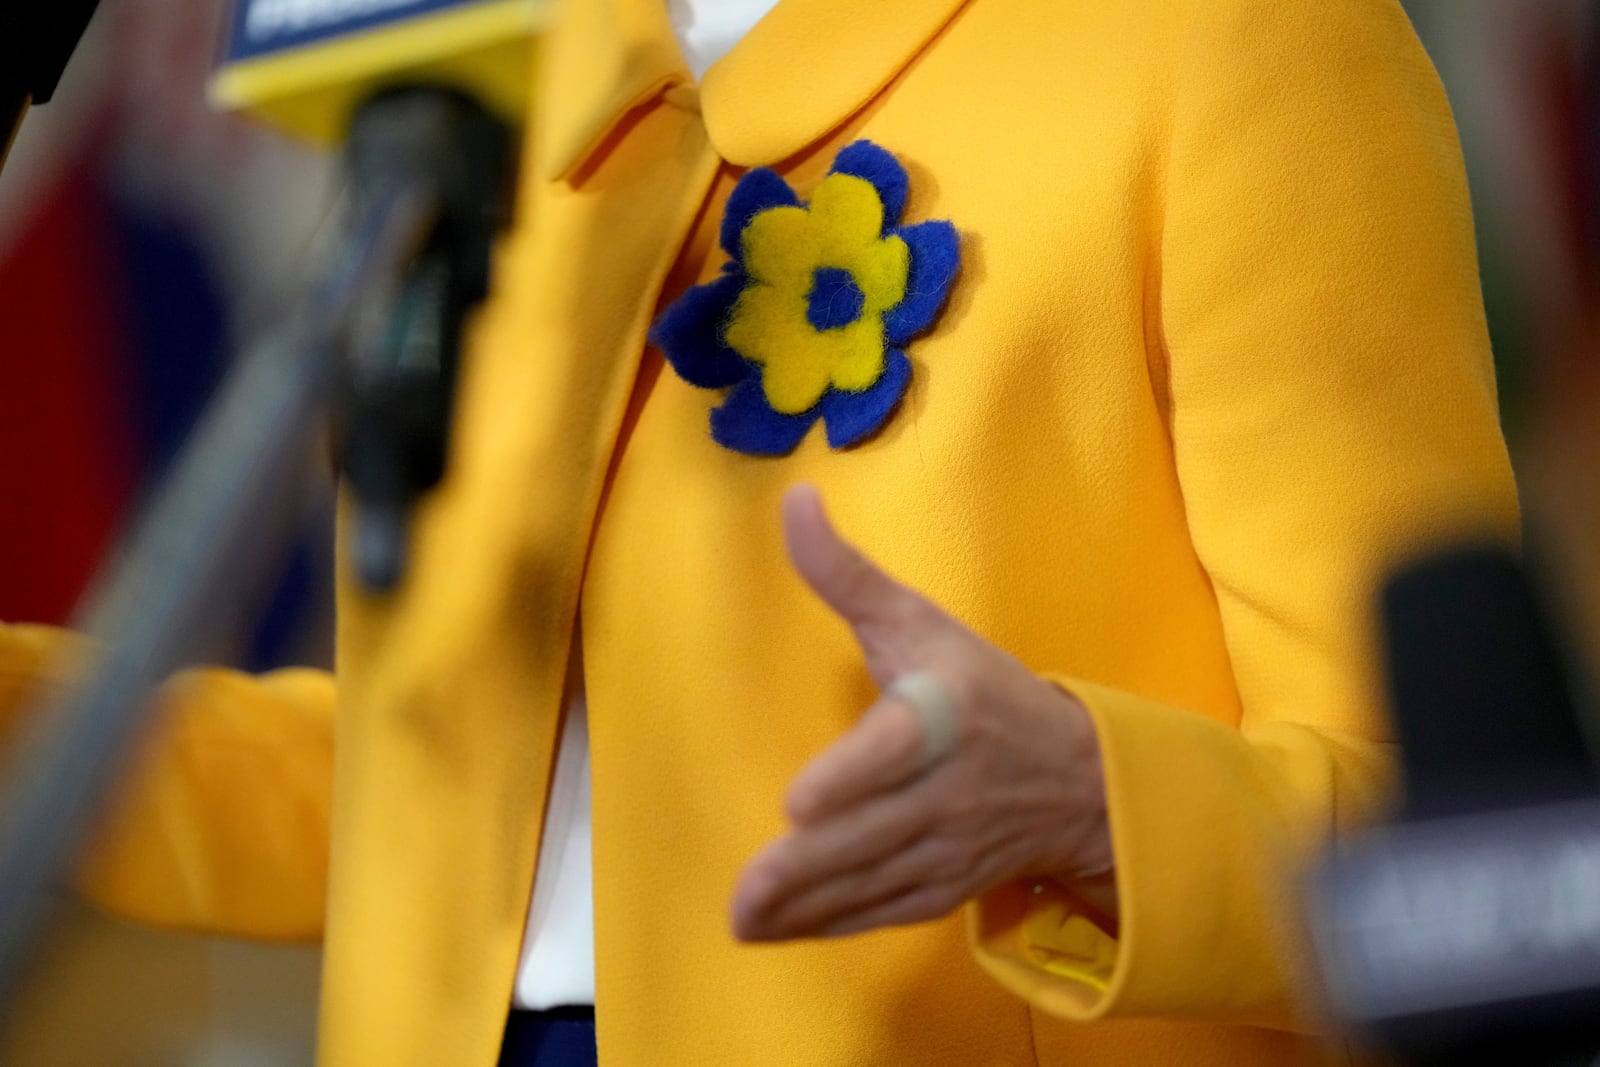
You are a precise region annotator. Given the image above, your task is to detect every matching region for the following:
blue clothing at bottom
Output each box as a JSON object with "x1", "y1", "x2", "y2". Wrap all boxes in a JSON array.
[{"x1": 498, "y1": 1007, "x2": 598, "y2": 1067}]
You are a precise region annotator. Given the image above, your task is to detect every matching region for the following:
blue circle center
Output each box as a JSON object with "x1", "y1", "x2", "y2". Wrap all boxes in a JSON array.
[{"x1": 806, "y1": 267, "x2": 866, "y2": 331}]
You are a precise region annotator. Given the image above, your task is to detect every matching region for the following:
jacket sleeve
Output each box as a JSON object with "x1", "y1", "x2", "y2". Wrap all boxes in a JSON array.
[
  {"x1": 0, "y1": 622, "x2": 334, "y2": 941},
  {"x1": 968, "y1": 0, "x2": 1519, "y2": 1030}
]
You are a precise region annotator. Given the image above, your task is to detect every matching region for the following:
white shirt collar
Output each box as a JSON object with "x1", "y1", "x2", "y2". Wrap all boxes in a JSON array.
[{"x1": 665, "y1": 0, "x2": 783, "y2": 80}]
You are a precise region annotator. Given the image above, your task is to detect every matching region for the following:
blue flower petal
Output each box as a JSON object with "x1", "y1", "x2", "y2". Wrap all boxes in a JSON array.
[
  {"x1": 711, "y1": 377, "x2": 816, "y2": 456},
  {"x1": 884, "y1": 220, "x2": 960, "y2": 346},
  {"x1": 649, "y1": 272, "x2": 752, "y2": 389},
  {"x1": 820, "y1": 349, "x2": 913, "y2": 449},
  {"x1": 829, "y1": 141, "x2": 909, "y2": 232},
  {"x1": 721, "y1": 169, "x2": 800, "y2": 262}
]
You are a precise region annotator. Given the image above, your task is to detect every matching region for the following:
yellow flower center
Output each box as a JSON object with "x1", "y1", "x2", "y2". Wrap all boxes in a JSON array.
[{"x1": 723, "y1": 174, "x2": 910, "y2": 415}]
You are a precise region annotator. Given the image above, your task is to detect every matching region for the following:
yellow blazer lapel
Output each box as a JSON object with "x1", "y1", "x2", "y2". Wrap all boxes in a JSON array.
[
  {"x1": 542, "y1": 0, "x2": 975, "y2": 180},
  {"x1": 320, "y1": 4, "x2": 721, "y2": 1058},
  {"x1": 537, "y1": 0, "x2": 688, "y2": 180},
  {"x1": 702, "y1": 0, "x2": 974, "y2": 166},
  {"x1": 325, "y1": 0, "x2": 976, "y2": 1060}
]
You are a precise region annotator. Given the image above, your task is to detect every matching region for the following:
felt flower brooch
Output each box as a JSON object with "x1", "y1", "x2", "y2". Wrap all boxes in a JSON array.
[{"x1": 651, "y1": 141, "x2": 960, "y2": 456}]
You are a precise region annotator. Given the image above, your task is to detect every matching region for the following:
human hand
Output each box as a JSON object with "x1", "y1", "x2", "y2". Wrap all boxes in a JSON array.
[{"x1": 730, "y1": 485, "x2": 1116, "y2": 942}]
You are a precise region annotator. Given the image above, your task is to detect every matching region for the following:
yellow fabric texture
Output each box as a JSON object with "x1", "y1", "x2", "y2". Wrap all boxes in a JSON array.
[{"x1": 0, "y1": 0, "x2": 1520, "y2": 1063}]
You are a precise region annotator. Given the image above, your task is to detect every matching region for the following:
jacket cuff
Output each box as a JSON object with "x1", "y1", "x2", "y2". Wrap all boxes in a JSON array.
[{"x1": 968, "y1": 675, "x2": 1322, "y2": 1028}]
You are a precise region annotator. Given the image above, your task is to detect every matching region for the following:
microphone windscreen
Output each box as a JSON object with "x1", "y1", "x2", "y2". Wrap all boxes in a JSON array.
[
  {"x1": 1381, "y1": 546, "x2": 1597, "y2": 819},
  {"x1": 211, "y1": 0, "x2": 551, "y2": 145}
]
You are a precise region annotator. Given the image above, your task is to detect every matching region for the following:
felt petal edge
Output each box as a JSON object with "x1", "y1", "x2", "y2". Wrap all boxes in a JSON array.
[
  {"x1": 821, "y1": 348, "x2": 913, "y2": 449},
  {"x1": 721, "y1": 169, "x2": 800, "y2": 263},
  {"x1": 650, "y1": 272, "x2": 752, "y2": 389},
  {"x1": 710, "y1": 376, "x2": 816, "y2": 456},
  {"x1": 829, "y1": 141, "x2": 909, "y2": 233},
  {"x1": 884, "y1": 220, "x2": 960, "y2": 346}
]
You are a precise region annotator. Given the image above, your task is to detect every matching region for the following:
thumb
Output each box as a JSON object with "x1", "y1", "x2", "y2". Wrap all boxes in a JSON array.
[{"x1": 783, "y1": 485, "x2": 937, "y2": 676}]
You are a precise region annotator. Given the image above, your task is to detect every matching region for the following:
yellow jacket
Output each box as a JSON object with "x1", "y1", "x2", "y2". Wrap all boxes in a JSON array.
[{"x1": 1, "y1": 0, "x2": 1518, "y2": 1063}]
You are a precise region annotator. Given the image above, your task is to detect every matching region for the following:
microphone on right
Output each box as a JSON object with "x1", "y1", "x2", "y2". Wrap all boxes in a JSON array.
[{"x1": 1312, "y1": 545, "x2": 1600, "y2": 1067}]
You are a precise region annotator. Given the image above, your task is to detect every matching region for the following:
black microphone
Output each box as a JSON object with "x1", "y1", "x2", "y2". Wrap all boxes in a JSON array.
[
  {"x1": 1313, "y1": 546, "x2": 1600, "y2": 1067},
  {"x1": 0, "y1": 0, "x2": 100, "y2": 172},
  {"x1": 335, "y1": 85, "x2": 514, "y2": 591},
  {"x1": 209, "y1": 0, "x2": 535, "y2": 590},
  {"x1": 1384, "y1": 547, "x2": 1598, "y2": 819}
]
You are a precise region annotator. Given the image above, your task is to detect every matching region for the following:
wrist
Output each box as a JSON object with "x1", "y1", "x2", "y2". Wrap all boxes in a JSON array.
[{"x1": 1045, "y1": 678, "x2": 1116, "y2": 882}]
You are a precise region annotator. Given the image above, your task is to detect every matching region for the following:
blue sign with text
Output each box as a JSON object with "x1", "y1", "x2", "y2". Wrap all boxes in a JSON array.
[{"x1": 224, "y1": 0, "x2": 485, "y2": 61}]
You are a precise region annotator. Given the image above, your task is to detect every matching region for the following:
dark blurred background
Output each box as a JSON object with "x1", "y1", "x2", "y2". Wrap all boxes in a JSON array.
[
  {"x1": 0, "y1": 1, "x2": 332, "y2": 1062},
  {"x1": 0, "y1": 1, "x2": 1594, "y2": 1063},
  {"x1": 1404, "y1": 1, "x2": 1600, "y2": 672}
]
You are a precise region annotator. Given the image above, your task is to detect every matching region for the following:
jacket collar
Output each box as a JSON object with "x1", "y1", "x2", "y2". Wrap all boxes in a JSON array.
[{"x1": 538, "y1": 0, "x2": 971, "y2": 180}]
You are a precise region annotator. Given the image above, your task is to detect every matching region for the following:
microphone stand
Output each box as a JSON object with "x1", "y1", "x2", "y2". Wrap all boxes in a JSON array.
[{"x1": 0, "y1": 87, "x2": 512, "y2": 1022}]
